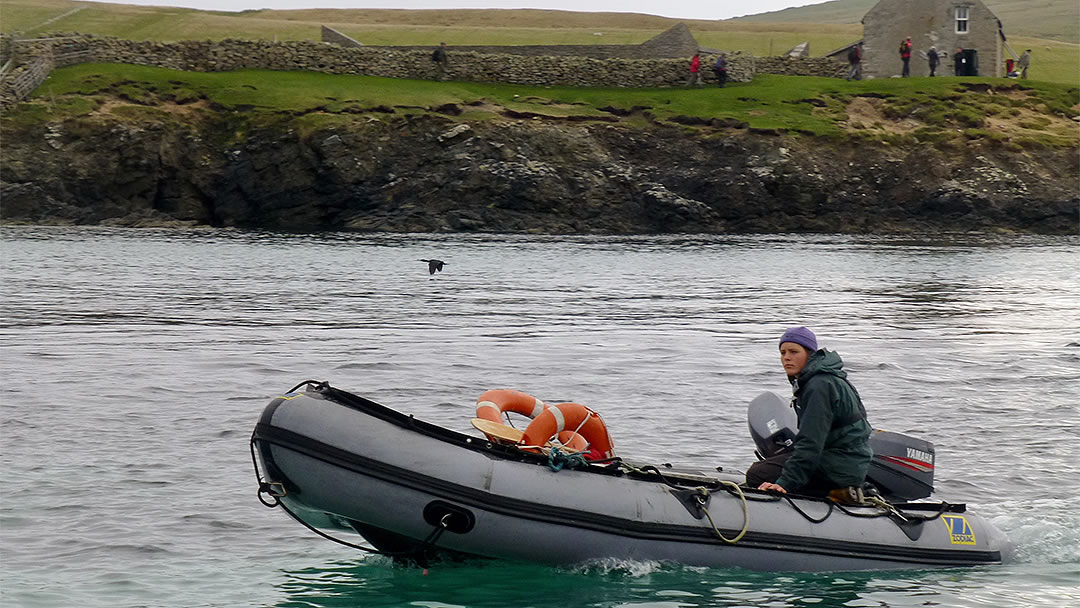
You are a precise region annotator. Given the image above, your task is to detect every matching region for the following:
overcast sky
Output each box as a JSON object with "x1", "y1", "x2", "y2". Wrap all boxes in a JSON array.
[{"x1": 82, "y1": 1, "x2": 829, "y2": 21}]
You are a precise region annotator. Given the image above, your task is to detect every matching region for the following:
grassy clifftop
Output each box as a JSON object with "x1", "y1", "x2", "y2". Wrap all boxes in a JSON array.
[
  {"x1": 9, "y1": 63, "x2": 1077, "y2": 152},
  {"x1": 4, "y1": 64, "x2": 1077, "y2": 234}
]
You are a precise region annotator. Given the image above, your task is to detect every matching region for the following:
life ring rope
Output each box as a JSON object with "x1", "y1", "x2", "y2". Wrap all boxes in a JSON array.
[
  {"x1": 474, "y1": 390, "x2": 590, "y2": 453},
  {"x1": 520, "y1": 402, "x2": 616, "y2": 460}
]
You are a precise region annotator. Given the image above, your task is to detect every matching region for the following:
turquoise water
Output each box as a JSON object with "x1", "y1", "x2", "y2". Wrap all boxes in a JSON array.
[{"x1": 1, "y1": 227, "x2": 1077, "y2": 607}]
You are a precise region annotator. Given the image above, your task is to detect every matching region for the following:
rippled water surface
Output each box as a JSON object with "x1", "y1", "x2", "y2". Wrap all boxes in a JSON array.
[{"x1": 1, "y1": 227, "x2": 1078, "y2": 607}]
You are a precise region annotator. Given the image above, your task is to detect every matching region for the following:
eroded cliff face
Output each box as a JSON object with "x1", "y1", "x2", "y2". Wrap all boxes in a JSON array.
[{"x1": 1, "y1": 111, "x2": 1077, "y2": 234}]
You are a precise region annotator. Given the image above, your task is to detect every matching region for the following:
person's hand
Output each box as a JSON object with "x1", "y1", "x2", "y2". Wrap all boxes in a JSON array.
[{"x1": 758, "y1": 482, "x2": 787, "y2": 493}]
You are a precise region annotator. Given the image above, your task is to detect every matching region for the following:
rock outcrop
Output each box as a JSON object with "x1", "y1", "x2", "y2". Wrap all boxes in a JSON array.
[{"x1": 1, "y1": 111, "x2": 1077, "y2": 234}]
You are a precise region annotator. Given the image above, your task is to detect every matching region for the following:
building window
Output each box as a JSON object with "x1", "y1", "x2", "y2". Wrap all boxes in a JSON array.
[{"x1": 955, "y1": 6, "x2": 969, "y2": 33}]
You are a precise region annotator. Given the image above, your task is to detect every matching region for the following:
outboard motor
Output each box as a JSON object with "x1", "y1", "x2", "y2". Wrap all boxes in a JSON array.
[
  {"x1": 865, "y1": 430, "x2": 934, "y2": 501},
  {"x1": 747, "y1": 392, "x2": 798, "y2": 459},
  {"x1": 748, "y1": 392, "x2": 935, "y2": 500}
]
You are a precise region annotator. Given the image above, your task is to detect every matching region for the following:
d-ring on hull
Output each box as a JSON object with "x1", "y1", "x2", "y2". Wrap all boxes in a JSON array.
[{"x1": 251, "y1": 382, "x2": 1013, "y2": 571}]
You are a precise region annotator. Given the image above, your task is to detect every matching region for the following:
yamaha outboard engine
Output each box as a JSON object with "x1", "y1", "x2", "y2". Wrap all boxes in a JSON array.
[
  {"x1": 747, "y1": 392, "x2": 798, "y2": 459},
  {"x1": 865, "y1": 430, "x2": 934, "y2": 500},
  {"x1": 748, "y1": 392, "x2": 935, "y2": 500}
]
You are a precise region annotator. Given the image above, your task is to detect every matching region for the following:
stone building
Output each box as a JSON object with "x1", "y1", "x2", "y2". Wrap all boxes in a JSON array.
[{"x1": 861, "y1": 0, "x2": 1003, "y2": 78}]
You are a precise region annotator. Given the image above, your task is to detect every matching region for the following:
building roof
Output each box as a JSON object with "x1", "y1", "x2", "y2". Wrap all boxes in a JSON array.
[
  {"x1": 638, "y1": 22, "x2": 701, "y2": 56},
  {"x1": 825, "y1": 40, "x2": 863, "y2": 59}
]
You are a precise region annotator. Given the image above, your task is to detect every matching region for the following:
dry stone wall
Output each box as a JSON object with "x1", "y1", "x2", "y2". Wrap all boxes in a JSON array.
[
  {"x1": 754, "y1": 56, "x2": 847, "y2": 78},
  {"x1": 1, "y1": 32, "x2": 855, "y2": 108},
  {"x1": 4, "y1": 33, "x2": 754, "y2": 90},
  {"x1": 0, "y1": 56, "x2": 54, "y2": 108}
]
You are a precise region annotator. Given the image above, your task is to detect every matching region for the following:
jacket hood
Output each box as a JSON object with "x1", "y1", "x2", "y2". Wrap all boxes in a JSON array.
[{"x1": 792, "y1": 349, "x2": 847, "y2": 383}]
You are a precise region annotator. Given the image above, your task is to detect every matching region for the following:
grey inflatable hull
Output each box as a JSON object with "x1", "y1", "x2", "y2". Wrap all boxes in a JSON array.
[{"x1": 251, "y1": 383, "x2": 1013, "y2": 571}]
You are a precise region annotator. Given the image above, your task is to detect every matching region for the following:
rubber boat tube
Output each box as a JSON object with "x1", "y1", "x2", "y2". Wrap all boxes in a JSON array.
[{"x1": 250, "y1": 381, "x2": 1014, "y2": 571}]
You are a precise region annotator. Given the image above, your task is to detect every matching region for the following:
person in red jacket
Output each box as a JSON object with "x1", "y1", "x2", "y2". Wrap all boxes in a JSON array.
[
  {"x1": 899, "y1": 37, "x2": 913, "y2": 77},
  {"x1": 687, "y1": 52, "x2": 702, "y2": 87}
]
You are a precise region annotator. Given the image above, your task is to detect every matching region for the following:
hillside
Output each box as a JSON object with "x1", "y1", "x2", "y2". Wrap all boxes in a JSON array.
[
  {"x1": 735, "y1": 0, "x2": 1079, "y2": 43},
  {"x1": 3, "y1": 0, "x2": 1074, "y2": 44},
  {"x1": 0, "y1": 0, "x2": 851, "y2": 39}
]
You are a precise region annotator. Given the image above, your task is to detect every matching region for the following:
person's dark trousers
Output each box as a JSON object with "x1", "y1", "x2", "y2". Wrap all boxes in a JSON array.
[
  {"x1": 746, "y1": 453, "x2": 788, "y2": 487},
  {"x1": 716, "y1": 70, "x2": 727, "y2": 87},
  {"x1": 902, "y1": 57, "x2": 910, "y2": 76},
  {"x1": 745, "y1": 452, "x2": 840, "y2": 497},
  {"x1": 929, "y1": 65, "x2": 936, "y2": 76}
]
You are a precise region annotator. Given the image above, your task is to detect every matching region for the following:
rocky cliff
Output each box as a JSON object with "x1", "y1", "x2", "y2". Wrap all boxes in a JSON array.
[{"x1": 1, "y1": 107, "x2": 1077, "y2": 234}]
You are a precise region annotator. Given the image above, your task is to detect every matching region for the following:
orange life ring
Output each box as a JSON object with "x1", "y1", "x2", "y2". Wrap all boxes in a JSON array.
[
  {"x1": 475, "y1": 390, "x2": 588, "y2": 452},
  {"x1": 520, "y1": 402, "x2": 616, "y2": 461},
  {"x1": 476, "y1": 389, "x2": 546, "y2": 423}
]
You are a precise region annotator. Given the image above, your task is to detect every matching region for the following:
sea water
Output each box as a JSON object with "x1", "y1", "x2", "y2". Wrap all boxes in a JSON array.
[{"x1": 1, "y1": 226, "x2": 1077, "y2": 607}]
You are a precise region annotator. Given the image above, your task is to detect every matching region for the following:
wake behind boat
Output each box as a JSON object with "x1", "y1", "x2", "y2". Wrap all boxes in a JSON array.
[{"x1": 250, "y1": 381, "x2": 1013, "y2": 571}]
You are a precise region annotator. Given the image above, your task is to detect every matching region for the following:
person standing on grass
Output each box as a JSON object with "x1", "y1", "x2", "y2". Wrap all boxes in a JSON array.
[
  {"x1": 1017, "y1": 49, "x2": 1031, "y2": 79},
  {"x1": 712, "y1": 53, "x2": 728, "y2": 88},
  {"x1": 899, "y1": 37, "x2": 913, "y2": 77},
  {"x1": 845, "y1": 43, "x2": 862, "y2": 81},
  {"x1": 432, "y1": 41, "x2": 449, "y2": 81},
  {"x1": 927, "y1": 46, "x2": 939, "y2": 77},
  {"x1": 687, "y1": 52, "x2": 703, "y2": 87}
]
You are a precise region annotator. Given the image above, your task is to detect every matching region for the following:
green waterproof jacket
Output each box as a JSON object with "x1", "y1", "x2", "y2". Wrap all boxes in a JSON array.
[{"x1": 776, "y1": 349, "x2": 873, "y2": 491}]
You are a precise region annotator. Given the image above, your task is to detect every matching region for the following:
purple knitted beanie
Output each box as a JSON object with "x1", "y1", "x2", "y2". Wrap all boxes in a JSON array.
[{"x1": 779, "y1": 326, "x2": 818, "y2": 352}]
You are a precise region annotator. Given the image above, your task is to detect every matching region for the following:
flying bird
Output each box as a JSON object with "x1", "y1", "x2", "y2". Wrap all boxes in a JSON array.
[{"x1": 420, "y1": 259, "x2": 446, "y2": 275}]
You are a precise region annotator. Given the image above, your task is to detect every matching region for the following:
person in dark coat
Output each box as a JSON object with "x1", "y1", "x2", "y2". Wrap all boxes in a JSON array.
[
  {"x1": 712, "y1": 53, "x2": 728, "y2": 88},
  {"x1": 845, "y1": 43, "x2": 862, "y2": 81},
  {"x1": 748, "y1": 327, "x2": 874, "y2": 500},
  {"x1": 432, "y1": 41, "x2": 449, "y2": 81},
  {"x1": 927, "y1": 45, "x2": 939, "y2": 77},
  {"x1": 954, "y1": 47, "x2": 966, "y2": 76}
]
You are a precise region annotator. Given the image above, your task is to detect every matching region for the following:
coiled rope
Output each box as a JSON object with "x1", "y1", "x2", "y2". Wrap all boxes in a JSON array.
[
  {"x1": 547, "y1": 446, "x2": 589, "y2": 472},
  {"x1": 695, "y1": 481, "x2": 750, "y2": 544}
]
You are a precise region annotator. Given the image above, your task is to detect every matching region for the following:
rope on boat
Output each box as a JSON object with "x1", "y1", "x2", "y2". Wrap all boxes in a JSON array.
[
  {"x1": 250, "y1": 437, "x2": 451, "y2": 560},
  {"x1": 780, "y1": 494, "x2": 836, "y2": 523},
  {"x1": 776, "y1": 491, "x2": 952, "y2": 526},
  {"x1": 696, "y1": 482, "x2": 750, "y2": 544},
  {"x1": 547, "y1": 446, "x2": 589, "y2": 471},
  {"x1": 835, "y1": 495, "x2": 951, "y2": 524},
  {"x1": 568, "y1": 412, "x2": 591, "y2": 441},
  {"x1": 257, "y1": 481, "x2": 452, "y2": 559},
  {"x1": 614, "y1": 459, "x2": 948, "y2": 532},
  {"x1": 250, "y1": 437, "x2": 386, "y2": 555},
  {"x1": 277, "y1": 496, "x2": 387, "y2": 554},
  {"x1": 618, "y1": 462, "x2": 724, "y2": 491}
]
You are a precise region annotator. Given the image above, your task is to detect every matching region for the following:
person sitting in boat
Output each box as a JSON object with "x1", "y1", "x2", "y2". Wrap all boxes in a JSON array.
[{"x1": 748, "y1": 326, "x2": 873, "y2": 502}]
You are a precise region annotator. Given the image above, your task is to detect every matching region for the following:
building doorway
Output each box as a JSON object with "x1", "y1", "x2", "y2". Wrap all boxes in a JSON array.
[{"x1": 955, "y1": 49, "x2": 979, "y2": 76}]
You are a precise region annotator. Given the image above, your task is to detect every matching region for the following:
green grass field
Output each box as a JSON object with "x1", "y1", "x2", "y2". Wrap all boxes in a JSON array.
[
  {"x1": 13, "y1": 63, "x2": 1077, "y2": 152},
  {"x1": 1, "y1": 0, "x2": 1076, "y2": 85}
]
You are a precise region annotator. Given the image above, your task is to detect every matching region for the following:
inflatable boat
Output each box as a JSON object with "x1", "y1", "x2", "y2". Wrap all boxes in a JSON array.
[{"x1": 250, "y1": 381, "x2": 1013, "y2": 571}]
